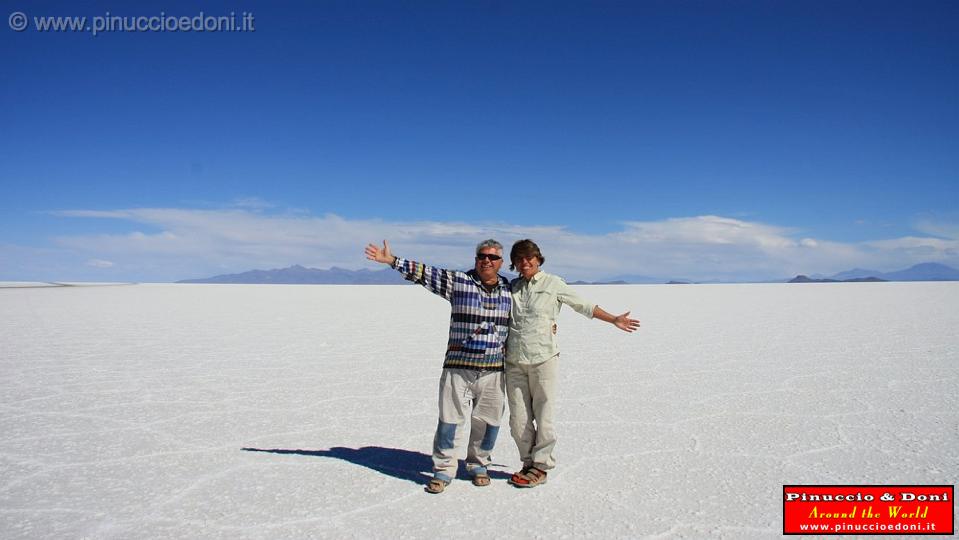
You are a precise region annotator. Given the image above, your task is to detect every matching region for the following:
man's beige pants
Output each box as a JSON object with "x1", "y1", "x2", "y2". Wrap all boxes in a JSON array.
[
  {"x1": 432, "y1": 368, "x2": 505, "y2": 483},
  {"x1": 505, "y1": 356, "x2": 559, "y2": 470}
]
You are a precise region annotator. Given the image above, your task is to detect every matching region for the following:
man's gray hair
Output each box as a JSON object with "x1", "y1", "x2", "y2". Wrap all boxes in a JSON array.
[{"x1": 475, "y1": 239, "x2": 503, "y2": 255}]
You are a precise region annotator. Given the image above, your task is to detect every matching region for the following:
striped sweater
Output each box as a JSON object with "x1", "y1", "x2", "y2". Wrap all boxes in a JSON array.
[{"x1": 392, "y1": 257, "x2": 511, "y2": 371}]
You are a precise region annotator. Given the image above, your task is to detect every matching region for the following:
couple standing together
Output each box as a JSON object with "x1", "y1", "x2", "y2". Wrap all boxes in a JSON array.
[{"x1": 365, "y1": 238, "x2": 640, "y2": 494}]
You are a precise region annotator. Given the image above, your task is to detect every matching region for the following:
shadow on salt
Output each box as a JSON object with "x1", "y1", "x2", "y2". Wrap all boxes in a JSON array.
[{"x1": 241, "y1": 446, "x2": 511, "y2": 484}]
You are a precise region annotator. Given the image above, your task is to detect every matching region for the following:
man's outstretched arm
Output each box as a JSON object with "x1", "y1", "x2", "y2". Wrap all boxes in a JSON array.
[{"x1": 365, "y1": 240, "x2": 455, "y2": 301}]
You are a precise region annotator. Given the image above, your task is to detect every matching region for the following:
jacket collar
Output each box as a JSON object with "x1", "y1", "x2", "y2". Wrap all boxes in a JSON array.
[
  {"x1": 525, "y1": 271, "x2": 545, "y2": 283},
  {"x1": 466, "y1": 269, "x2": 508, "y2": 289}
]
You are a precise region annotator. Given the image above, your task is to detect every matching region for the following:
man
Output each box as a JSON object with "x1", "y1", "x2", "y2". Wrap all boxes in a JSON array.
[{"x1": 364, "y1": 239, "x2": 512, "y2": 494}]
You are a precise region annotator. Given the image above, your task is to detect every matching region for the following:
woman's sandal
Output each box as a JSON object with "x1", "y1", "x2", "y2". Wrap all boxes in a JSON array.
[
  {"x1": 510, "y1": 466, "x2": 547, "y2": 488},
  {"x1": 472, "y1": 472, "x2": 491, "y2": 487},
  {"x1": 424, "y1": 478, "x2": 449, "y2": 494},
  {"x1": 508, "y1": 466, "x2": 532, "y2": 486}
]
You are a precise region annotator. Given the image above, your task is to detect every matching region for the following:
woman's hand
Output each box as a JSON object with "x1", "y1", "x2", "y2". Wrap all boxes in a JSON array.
[
  {"x1": 592, "y1": 306, "x2": 641, "y2": 332},
  {"x1": 613, "y1": 311, "x2": 640, "y2": 333}
]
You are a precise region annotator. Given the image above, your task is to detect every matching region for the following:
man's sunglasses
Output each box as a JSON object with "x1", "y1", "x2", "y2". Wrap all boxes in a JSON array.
[{"x1": 475, "y1": 254, "x2": 503, "y2": 261}]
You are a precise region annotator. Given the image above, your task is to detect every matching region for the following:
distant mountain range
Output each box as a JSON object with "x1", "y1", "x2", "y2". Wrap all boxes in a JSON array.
[
  {"x1": 822, "y1": 262, "x2": 959, "y2": 282},
  {"x1": 600, "y1": 273, "x2": 670, "y2": 285},
  {"x1": 789, "y1": 275, "x2": 887, "y2": 283},
  {"x1": 176, "y1": 262, "x2": 959, "y2": 285},
  {"x1": 177, "y1": 265, "x2": 408, "y2": 284}
]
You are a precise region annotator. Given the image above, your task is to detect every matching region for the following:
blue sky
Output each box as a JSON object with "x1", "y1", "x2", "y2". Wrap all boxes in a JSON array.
[{"x1": 1, "y1": 0, "x2": 957, "y2": 282}]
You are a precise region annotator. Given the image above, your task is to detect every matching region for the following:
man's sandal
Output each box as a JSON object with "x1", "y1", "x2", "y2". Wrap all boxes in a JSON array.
[
  {"x1": 424, "y1": 478, "x2": 449, "y2": 494},
  {"x1": 510, "y1": 466, "x2": 547, "y2": 488},
  {"x1": 471, "y1": 472, "x2": 491, "y2": 487}
]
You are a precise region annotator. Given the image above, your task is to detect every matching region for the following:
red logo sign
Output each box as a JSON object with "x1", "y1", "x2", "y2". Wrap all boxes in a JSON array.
[{"x1": 783, "y1": 485, "x2": 954, "y2": 535}]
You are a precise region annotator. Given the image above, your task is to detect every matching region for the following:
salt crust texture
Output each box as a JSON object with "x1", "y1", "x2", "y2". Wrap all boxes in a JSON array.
[{"x1": 1, "y1": 283, "x2": 957, "y2": 538}]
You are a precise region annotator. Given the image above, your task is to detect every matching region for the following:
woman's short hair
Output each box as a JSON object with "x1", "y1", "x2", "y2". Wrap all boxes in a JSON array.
[{"x1": 509, "y1": 239, "x2": 545, "y2": 271}]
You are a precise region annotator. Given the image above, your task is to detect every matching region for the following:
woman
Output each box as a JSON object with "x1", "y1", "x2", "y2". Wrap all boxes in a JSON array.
[{"x1": 505, "y1": 239, "x2": 640, "y2": 488}]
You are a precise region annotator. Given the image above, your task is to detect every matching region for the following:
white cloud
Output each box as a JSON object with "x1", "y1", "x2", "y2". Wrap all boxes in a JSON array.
[
  {"x1": 86, "y1": 259, "x2": 115, "y2": 268},
  {"x1": 616, "y1": 216, "x2": 798, "y2": 248},
  {"x1": 12, "y1": 208, "x2": 959, "y2": 282},
  {"x1": 914, "y1": 218, "x2": 959, "y2": 241},
  {"x1": 229, "y1": 197, "x2": 276, "y2": 210},
  {"x1": 866, "y1": 236, "x2": 957, "y2": 250},
  {"x1": 861, "y1": 236, "x2": 959, "y2": 269}
]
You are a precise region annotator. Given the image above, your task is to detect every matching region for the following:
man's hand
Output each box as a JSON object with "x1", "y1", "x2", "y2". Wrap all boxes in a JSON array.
[
  {"x1": 365, "y1": 240, "x2": 396, "y2": 265},
  {"x1": 613, "y1": 311, "x2": 640, "y2": 333}
]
